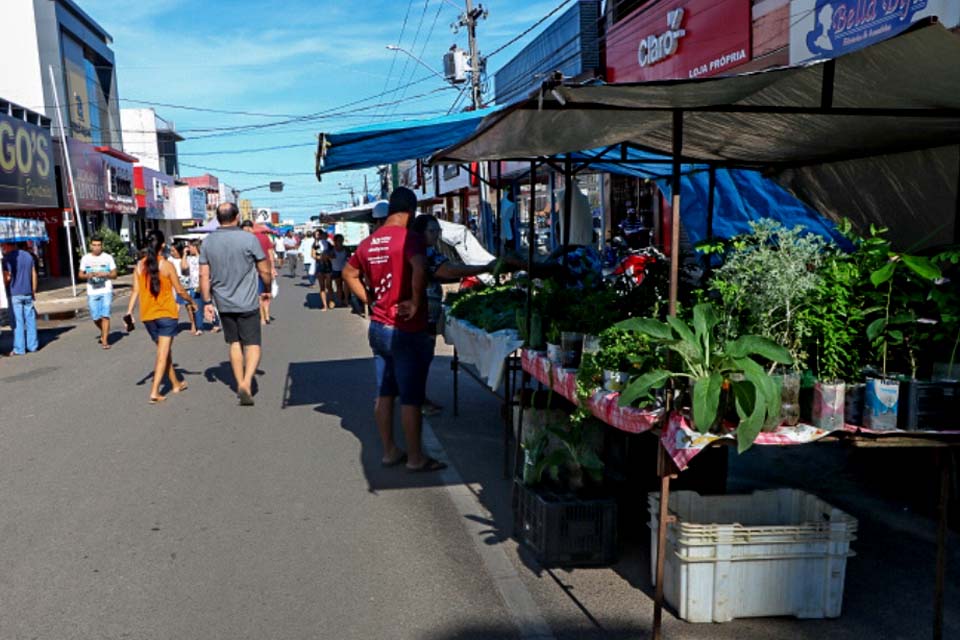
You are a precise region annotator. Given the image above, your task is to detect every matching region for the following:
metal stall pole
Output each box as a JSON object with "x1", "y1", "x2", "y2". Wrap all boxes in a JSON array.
[
  {"x1": 653, "y1": 110, "x2": 685, "y2": 640},
  {"x1": 562, "y1": 155, "x2": 573, "y2": 261},
  {"x1": 934, "y1": 449, "x2": 952, "y2": 640},
  {"x1": 452, "y1": 348, "x2": 460, "y2": 417},
  {"x1": 514, "y1": 160, "x2": 539, "y2": 482},
  {"x1": 703, "y1": 165, "x2": 717, "y2": 280},
  {"x1": 496, "y1": 162, "x2": 503, "y2": 257}
]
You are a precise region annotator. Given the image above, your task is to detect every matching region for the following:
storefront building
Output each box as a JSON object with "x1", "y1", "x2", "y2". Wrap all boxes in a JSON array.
[
  {"x1": 134, "y1": 165, "x2": 174, "y2": 238},
  {"x1": 183, "y1": 174, "x2": 221, "y2": 222},
  {"x1": 61, "y1": 138, "x2": 137, "y2": 242},
  {"x1": 4, "y1": 0, "x2": 124, "y2": 149},
  {"x1": 493, "y1": 0, "x2": 601, "y2": 106},
  {"x1": 0, "y1": 98, "x2": 66, "y2": 277},
  {"x1": 158, "y1": 185, "x2": 205, "y2": 238}
]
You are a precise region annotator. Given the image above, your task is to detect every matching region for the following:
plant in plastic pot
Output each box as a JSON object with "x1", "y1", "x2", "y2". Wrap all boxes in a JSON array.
[
  {"x1": 545, "y1": 322, "x2": 563, "y2": 365},
  {"x1": 861, "y1": 230, "x2": 942, "y2": 429},
  {"x1": 616, "y1": 303, "x2": 793, "y2": 452},
  {"x1": 594, "y1": 327, "x2": 656, "y2": 394},
  {"x1": 709, "y1": 220, "x2": 825, "y2": 372}
]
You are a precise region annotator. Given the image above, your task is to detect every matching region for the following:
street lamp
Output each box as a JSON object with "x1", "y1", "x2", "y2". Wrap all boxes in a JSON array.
[
  {"x1": 386, "y1": 44, "x2": 449, "y2": 83},
  {"x1": 235, "y1": 181, "x2": 284, "y2": 194}
]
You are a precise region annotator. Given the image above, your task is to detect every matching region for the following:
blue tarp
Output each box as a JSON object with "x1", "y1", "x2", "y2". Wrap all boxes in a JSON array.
[
  {"x1": 317, "y1": 108, "x2": 499, "y2": 176},
  {"x1": 571, "y1": 146, "x2": 846, "y2": 246}
]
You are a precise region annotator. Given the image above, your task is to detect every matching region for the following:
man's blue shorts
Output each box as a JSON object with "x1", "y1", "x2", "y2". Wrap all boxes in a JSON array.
[
  {"x1": 368, "y1": 321, "x2": 434, "y2": 406},
  {"x1": 87, "y1": 292, "x2": 112, "y2": 321},
  {"x1": 144, "y1": 317, "x2": 179, "y2": 343}
]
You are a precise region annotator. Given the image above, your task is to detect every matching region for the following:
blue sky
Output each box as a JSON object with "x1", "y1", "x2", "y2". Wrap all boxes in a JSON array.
[{"x1": 80, "y1": 0, "x2": 567, "y2": 223}]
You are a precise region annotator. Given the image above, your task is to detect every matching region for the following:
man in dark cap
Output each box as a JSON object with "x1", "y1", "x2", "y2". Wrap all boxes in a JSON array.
[{"x1": 343, "y1": 187, "x2": 446, "y2": 473}]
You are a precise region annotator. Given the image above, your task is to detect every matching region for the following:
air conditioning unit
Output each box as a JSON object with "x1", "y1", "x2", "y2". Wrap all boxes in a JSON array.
[{"x1": 443, "y1": 46, "x2": 470, "y2": 84}]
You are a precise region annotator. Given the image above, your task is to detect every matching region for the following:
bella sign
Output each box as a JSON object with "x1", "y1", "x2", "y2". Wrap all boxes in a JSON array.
[{"x1": 638, "y1": 8, "x2": 687, "y2": 67}]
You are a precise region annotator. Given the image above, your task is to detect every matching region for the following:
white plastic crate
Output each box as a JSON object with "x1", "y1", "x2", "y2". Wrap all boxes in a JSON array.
[{"x1": 648, "y1": 489, "x2": 857, "y2": 623}]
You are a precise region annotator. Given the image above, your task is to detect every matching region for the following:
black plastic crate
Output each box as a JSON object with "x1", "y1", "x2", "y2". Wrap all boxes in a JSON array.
[
  {"x1": 513, "y1": 482, "x2": 617, "y2": 567},
  {"x1": 898, "y1": 380, "x2": 960, "y2": 431}
]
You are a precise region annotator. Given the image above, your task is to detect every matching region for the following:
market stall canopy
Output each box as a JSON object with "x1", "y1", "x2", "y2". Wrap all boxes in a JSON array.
[
  {"x1": 315, "y1": 107, "x2": 499, "y2": 177},
  {"x1": 433, "y1": 22, "x2": 960, "y2": 248},
  {"x1": 0, "y1": 216, "x2": 48, "y2": 243},
  {"x1": 324, "y1": 200, "x2": 388, "y2": 223}
]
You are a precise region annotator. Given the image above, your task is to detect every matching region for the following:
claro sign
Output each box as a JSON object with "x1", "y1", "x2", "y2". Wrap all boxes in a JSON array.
[
  {"x1": 0, "y1": 113, "x2": 56, "y2": 207},
  {"x1": 606, "y1": 0, "x2": 752, "y2": 82}
]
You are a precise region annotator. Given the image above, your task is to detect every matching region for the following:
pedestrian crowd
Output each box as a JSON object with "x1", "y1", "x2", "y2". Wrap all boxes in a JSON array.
[{"x1": 2, "y1": 187, "x2": 518, "y2": 475}]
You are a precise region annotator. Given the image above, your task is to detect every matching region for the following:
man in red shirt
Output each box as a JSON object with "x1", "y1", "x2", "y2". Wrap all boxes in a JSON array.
[
  {"x1": 241, "y1": 220, "x2": 276, "y2": 324},
  {"x1": 343, "y1": 187, "x2": 446, "y2": 473}
]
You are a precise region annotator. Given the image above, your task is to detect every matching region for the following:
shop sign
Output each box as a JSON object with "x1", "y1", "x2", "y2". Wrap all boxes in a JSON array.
[
  {"x1": 606, "y1": 0, "x2": 751, "y2": 82},
  {"x1": 790, "y1": 0, "x2": 960, "y2": 64},
  {"x1": 0, "y1": 114, "x2": 57, "y2": 207},
  {"x1": 66, "y1": 138, "x2": 107, "y2": 211},
  {"x1": 103, "y1": 154, "x2": 137, "y2": 215}
]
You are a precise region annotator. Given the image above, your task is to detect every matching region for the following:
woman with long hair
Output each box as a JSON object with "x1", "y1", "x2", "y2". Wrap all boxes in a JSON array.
[
  {"x1": 125, "y1": 230, "x2": 196, "y2": 404},
  {"x1": 312, "y1": 229, "x2": 334, "y2": 311}
]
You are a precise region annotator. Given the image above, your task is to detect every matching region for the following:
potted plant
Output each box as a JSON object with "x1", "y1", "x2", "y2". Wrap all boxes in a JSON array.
[
  {"x1": 517, "y1": 414, "x2": 616, "y2": 566},
  {"x1": 617, "y1": 303, "x2": 793, "y2": 452},
  {"x1": 595, "y1": 327, "x2": 654, "y2": 394},
  {"x1": 861, "y1": 230, "x2": 942, "y2": 429},
  {"x1": 545, "y1": 322, "x2": 563, "y2": 365},
  {"x1": 709, "y1": 220, "x2": 825, "y2": 372}
]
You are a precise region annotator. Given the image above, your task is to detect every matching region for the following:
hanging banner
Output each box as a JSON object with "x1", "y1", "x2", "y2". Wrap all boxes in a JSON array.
[
  {"x1": 0, "y1": 216, "x2": 49, "y2": 243},
  {"x1": 606, "y1": 0, "x2": 752, "y2": 82},
  {"x1": 0, "y1": 114, "x2": 57, "y2": 208},
  {"x1": 790, "y1": 0, "x2": 960, "y2": 64}
]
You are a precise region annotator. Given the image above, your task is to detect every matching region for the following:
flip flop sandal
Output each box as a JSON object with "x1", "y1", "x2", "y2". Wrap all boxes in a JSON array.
[
  {"x1": 149, "y1": 396, "x2": 167, "y2": 404},
  {"x1": 172, "y1": 383, "x2": 189, "y2": 394},
  {"x1": 238, "y1": 390, "x2": 255, "y2": 406},
  {"x1": 381, "y1": 451, "x2": 408, "y2": 468},
  {"x1": 406, "y1": 457, "x2": 448, "y2": 473}
]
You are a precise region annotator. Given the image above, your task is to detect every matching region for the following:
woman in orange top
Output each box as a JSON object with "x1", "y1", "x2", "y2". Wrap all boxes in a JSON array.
[{"x1": 125, "y1": 230, "x2": 195, "y2": 403}]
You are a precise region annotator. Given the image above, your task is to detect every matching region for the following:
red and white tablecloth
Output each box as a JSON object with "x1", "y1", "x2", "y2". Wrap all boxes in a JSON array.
[
  {"x1": 662, "y1": 413, "x2": 960, "y2": 471},
  {"x1": 521, "y1": 349, "x2": 662, "y2": 434}
]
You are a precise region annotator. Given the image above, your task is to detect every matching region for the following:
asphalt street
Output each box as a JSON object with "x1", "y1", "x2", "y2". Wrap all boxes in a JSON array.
[
  {"x1": 2, "y1": 271, "x2": 958, "y2": 640},
  {"x1": 0, "y1": 275, "x2": 522, "y2": 640}
]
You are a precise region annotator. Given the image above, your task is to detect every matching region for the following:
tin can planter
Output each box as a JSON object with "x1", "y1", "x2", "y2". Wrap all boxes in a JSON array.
[
  {"x1": 560, "y1": 331, "x2": 584, "y2": 369},
  {"x1": 844, "y1": 383, "x2": 865, "y2": 427},
  {"x1": 603, "y1": 370, "x2": 630, "y2": 393},
  {"x1": 546, "y1": 343, "x2": 563, "y2": 365},
  {"x1": 582, "y1": 333, "x2": 601, "y2": 356},
  {"x1": 864, "y1": 377, "x2": 899, "y2": 430},
  {"x1": 778, "y1": 372, "x2": 801, "y2": 427},
  {"x1": 813, "y1": 382, "x2": 845, "y2": 430}
]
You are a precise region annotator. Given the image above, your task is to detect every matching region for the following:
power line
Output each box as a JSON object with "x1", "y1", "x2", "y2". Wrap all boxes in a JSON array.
[
  {"x1": 378, "y1": 0, "x2": 418, "y2": 118},
  {"x1": 387, "y1": 0, "x2": 434, "y2": 118},
  {"x1": 179, "y1": 162, "x2": 315, "y2": 176},
  {"x1": 486, "y1": 0, "x2": 575, "y2": 59}
]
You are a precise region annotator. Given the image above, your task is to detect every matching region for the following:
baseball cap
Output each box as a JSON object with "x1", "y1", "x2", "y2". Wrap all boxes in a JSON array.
[
  {"x1": 388, "y1": 187, "x2": 418, "y2": 215},
  {"x1": 372, "y1": 201, "x2": 389, "y2": 220}
]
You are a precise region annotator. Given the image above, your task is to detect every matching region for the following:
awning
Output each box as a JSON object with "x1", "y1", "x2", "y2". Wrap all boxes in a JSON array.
[
  {"x1": 316, "y1": 107, "x2": 500, "y2": 177},
  {"x1": 0, "y1": 216, "x2": 48, "y2": 243},
  {"x1": 433, "y1": 22, "x2": 960, "y2": 248},
  {"x1": 323, "y1": 200, "x2": 387, "y2": 223}
]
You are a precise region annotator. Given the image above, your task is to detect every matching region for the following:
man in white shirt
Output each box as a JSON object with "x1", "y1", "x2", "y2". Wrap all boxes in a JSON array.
[
  {"x1": 78, "y1": 234, "x2": 118, "y2": 349},
  {"x1": 299, "y1": 231, "x2": 317, "y2": 285}
]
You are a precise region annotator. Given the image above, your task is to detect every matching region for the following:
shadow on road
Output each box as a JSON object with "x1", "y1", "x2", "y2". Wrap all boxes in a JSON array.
[
  {"x1": 203, "y1": 360, "x2": 265, "y2": 396},
  {"x1": 285, "y1": 358, "x2": 462, "y2": 493},
  {"x1": 0, "y1": 324, "x2": 74, "y2": 354}
]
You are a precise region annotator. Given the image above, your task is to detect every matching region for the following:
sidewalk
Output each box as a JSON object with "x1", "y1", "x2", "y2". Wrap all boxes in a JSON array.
[{"x1": 33, "y1": 274, "x2": 134, "y2": 320}]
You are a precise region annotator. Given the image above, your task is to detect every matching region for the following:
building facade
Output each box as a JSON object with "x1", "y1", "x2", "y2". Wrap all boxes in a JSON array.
[
  {"x1": 120, "y1": 108, "x2": 183, "y2": 178},
  {"x1": 4, "y1": 0, "x2": 123, "y2": 148},
  {"x1": 493, "y1": 0, "x2": 601, "y2": 106}
]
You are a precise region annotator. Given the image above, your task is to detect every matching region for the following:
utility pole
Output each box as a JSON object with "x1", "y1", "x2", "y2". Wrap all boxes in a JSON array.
[{"x1": 460, "y1": 0, "x2": 486, "y2": 110}]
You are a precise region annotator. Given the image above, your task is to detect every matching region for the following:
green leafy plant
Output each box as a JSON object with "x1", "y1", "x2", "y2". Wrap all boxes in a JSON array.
[
  {"x1": 617, "y1": 303, "x2": 792, "y2": 452},
  {"x1": 523, "y1": 417, "x2": 604, "y2": 492},
  {"x1": 709, "y1": 220, "x2": 826, "y2": 370},
  {"x1": 446, "y1": 284, "x2": 527, "y2": 332},
  {"x1": 860, "y1": 227, "x2": 942, "y2": 378},
  {"x1": 799, "y1": 247, "x2": 866, "y2": 382},
  {"x1": 594, "y1": 327, "x2": 655, "y2": 373}
]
